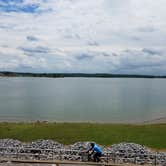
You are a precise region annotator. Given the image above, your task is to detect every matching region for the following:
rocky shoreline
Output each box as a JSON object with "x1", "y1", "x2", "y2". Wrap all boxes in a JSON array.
[{"x1": 0, "y1": 139, "x2": 166, "y2": 165}]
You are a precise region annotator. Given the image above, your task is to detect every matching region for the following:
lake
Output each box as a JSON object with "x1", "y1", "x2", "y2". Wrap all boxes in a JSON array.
[{"x1": 0, "y1": 77, "x2": 166, "y2": 123}]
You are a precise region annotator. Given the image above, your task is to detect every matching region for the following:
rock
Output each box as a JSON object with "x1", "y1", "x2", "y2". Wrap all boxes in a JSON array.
[
  {"x1": 0, "y1": 139, "x2": 22, "y2": 147},
  {"x1": 27, "y1": 139, "x2": 63, "y2": 149},
  {"x1": 0, "y1": 139, "x2": 165, "y2": 165},
  {"x1": 106, "y1": 142, "x2": 166, "y2": 165},
  {"x1": 69, "y1": 141, "x2": 90, "y2": 151}
]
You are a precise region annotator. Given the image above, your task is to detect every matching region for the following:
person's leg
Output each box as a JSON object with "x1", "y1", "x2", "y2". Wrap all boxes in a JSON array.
[
  {"x1": 93, "y1": 152, "x2": 101, "y2": 162},
  {"x1": 92, "y1": 152, "x2": 97, "y2": 162},
  {"x1": 88, "y1": 152, "x2": 92, "y2": 161}
]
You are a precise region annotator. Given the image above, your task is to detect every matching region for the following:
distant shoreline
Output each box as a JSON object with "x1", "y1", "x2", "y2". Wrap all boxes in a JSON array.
[
  {"x1": 141, "y1": 116, "x2": 166, "y2": 124},
  {"x1": 0, "y1": 116, "x2": 166, "y2": 124},
  {"x1": 1, "y1": 71, "x2": 166, "y2": 78}
]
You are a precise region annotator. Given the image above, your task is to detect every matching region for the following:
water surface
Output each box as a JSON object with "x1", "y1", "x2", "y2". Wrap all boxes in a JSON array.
[{"x1": 0, "y1": 77, "x2": 166, "y2": 123}]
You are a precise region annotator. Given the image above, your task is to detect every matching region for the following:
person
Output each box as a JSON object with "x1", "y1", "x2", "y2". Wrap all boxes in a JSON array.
[{"x1": 87, "y1": 142, "x2": 102, "y2": 162}]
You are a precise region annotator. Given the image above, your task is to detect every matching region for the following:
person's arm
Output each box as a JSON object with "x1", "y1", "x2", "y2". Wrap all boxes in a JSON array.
[{"x1": 86, "y1": 146, "x2": 93, "y2": 153}]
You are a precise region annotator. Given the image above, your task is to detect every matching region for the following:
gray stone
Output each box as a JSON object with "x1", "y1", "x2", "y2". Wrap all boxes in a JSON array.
[{"x1": 0, "y1": 139, "x2": 166, "y2": 165}]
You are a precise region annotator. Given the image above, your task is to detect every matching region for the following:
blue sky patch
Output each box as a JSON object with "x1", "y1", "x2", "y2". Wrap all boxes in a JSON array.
[
  {"x1": 0, "y1": 0, "x2": 23, "y2": 3},
  {"x1": 0, "y1": 0, "x2": 39, "y2": 13}
]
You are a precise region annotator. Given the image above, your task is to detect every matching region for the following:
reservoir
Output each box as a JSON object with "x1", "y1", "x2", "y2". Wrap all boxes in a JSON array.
[{"x1": 0, "y1": 77, "x2": 166, "y2": 123}]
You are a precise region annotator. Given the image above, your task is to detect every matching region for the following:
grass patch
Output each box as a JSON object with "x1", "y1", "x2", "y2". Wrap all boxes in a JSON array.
[{"x1": 0, "y1": 122, "x2": 166, "y2": 149}]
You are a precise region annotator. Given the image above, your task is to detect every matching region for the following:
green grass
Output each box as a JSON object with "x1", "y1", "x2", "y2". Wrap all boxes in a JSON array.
[{"x1": 0, "y1": 122, "x2": 166, "y2": 149}]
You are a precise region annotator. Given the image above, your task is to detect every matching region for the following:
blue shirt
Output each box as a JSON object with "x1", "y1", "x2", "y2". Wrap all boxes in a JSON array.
[{"x1": 93, "y1": 144, "x2": 102, "y2": 154}]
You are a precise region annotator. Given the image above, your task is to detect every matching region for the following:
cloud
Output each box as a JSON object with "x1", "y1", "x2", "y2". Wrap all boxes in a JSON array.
[
  {"x1": 75, "y1": 53, "x2": 94, "y2": 61},
  {"x1": 113, "y1": 48, "x2": 166, "y2": 75},
  {"x1": 103, "y1": 0, "x2": 131, "y2": 13},
  {"x1": 87, "y1": 41, "x2": 99, "y2": 46},
  {"x1": 138, "y1": 26, "x2": 157, "y2": 33},
  {"x1": 26, "y1": 36, "x2": 39, "y2": 42},
  {"x1": 142, "y1": 48, "x2": 162, "y2": 55},
  {"x1": 130, "y1": 36, "x2": 142, "y2": 41},
  {"x1": 19, "y1": 46, "x2": 50, "y2": 55},
  {"x1": 0, "y1": 0, "x2": 166, "y2": 74},
  {"x1": 0, "y1": 48, "x2": 47, "y2": 72},
  {"x1": 0, "y1": 24, "x2": 15, "y2": 30}
]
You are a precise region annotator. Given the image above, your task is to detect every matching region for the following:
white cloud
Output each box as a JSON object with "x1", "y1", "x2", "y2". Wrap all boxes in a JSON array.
[{"x1": 0, "y1": 0, "x2": 166, "y2": 74}]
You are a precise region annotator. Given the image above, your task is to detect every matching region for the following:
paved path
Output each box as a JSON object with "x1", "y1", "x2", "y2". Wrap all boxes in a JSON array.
[
  {"x1": 0, "y1": 163, "x2": 52, "y2": 166},
  {"x1": 0, "y1": 164, "x2": 76, "y2": 166},
  {"x1": 0, "y1": 163, "x2": 53, "y2": 166},
  {"x1": 0, "y1": 162, "x2": 91, "y2": 166}
]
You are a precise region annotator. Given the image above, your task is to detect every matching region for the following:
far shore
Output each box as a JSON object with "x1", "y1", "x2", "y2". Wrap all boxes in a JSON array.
[
  {"x1": 142, "y1": 116, "x2": 166, "y2": 124},
  {"x1": 0, "y1": 116, "x2": 166, "y2": 124},
  {"x1": 1, "y1": 71, "x2": 166, "y2": 79}
]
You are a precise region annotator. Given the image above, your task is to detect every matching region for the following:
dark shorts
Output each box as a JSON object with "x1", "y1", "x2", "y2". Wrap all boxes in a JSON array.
[{"x1": 93, "y1": 152, "x2": 102, "y2": 162}]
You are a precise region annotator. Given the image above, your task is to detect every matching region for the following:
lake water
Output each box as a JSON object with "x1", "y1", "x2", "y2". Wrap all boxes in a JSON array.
[{"x1": 0, "y1": 77, "x2": 166, "y2": 123}]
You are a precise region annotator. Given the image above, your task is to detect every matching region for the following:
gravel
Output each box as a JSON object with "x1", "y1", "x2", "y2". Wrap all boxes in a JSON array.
[
  {"x1": 69, "y1": 142, "x2": 90, "y2": 151},
  {"x1": 0, "y1": 139, "x2": 22, "y2": 148},
  {"x1": 0, "y1": 139, "x2": 165, "y2": 165},
  {"x1": 26, "y1": 139, "x2": 64, "y2": 149}
]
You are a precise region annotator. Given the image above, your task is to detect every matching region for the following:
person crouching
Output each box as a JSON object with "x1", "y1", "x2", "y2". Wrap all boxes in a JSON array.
[{"x1": 87, "y1": 142, "x2": 102, "y2": 162}]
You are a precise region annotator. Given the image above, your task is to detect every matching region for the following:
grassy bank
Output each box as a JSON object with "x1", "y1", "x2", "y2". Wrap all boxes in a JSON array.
[{"x1": 0, "y1": 122, "x2": 165, "y2": 149}]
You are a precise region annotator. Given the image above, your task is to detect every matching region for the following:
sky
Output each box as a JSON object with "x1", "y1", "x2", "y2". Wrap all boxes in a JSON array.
[{"x1": 0, "y1": 0, "x2": 166, "y2": 74}]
